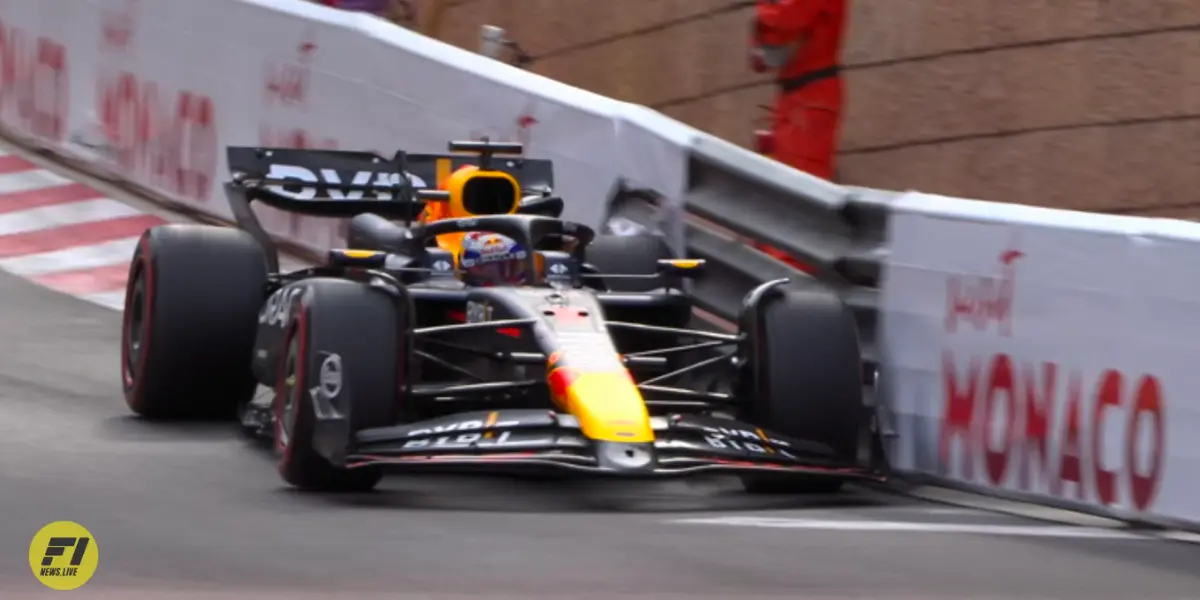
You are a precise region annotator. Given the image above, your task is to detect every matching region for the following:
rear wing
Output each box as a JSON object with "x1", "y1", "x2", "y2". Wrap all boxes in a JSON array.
[
  {"x1": 223, "y1": 141, "x2": 555, "y2": 272},
  {"x1": 225, "y1": 145, "x2": 555, "y2": 218},
  {"x1": 226, "y1": 146, "x2": 417, "y2": 221}
]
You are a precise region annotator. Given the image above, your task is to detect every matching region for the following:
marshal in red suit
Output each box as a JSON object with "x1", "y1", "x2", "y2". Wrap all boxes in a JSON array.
[{"x1": 751, "y1": 0, "x2": 846, "y2": 182}]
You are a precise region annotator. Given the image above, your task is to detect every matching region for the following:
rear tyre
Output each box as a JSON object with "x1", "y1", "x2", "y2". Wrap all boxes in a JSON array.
[
  {"x1": 275, "y1": 278, "x2": 403, "y2": 492},
  {"x1": 121, "y1": 224, "x2": 268, "y2": 420},
  {"x1": 736, "y1": 283, "x2": 864, "y2": 495},
  {"x1": 584, "y1": 233, "x2": 672, "y2": 293}
]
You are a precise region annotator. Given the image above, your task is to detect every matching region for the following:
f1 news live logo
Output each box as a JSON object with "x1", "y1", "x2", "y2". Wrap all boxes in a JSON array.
[{"x1": 28, "y1": 521, "x2": 99, "y2": 591}]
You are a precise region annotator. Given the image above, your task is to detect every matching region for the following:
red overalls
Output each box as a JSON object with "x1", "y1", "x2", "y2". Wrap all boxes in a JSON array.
[
  {"x1": 749, "y1": 0, "x2": 846, "y2": 272},
  {"x1": 752, "y1": 0, "x2": 845, "y2": 181}
]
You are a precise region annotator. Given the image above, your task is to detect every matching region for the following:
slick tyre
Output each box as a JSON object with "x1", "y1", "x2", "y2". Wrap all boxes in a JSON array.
[
  {"x1": 121, "y1": 224, "x2": 268, "y2": 420},
  {"x1": 737, "y1": 283, "x2": 864, "y2": 495},
  {"x1": 274, "y1": 278, "x2": 402, "y2": 492},
  {"x1": 584, "y1": 233, "x2": 672, "y2": 293}
]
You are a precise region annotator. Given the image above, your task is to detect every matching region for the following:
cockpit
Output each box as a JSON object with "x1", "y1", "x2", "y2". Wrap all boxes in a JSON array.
[{"x1": 415, "y1": 158, "x2": 578, "y2": 288}]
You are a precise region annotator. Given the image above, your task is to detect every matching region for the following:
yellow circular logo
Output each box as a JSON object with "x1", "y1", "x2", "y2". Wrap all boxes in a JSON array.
[{"x1": 28, "y1": 521, "x2": 98, "y2": 591}]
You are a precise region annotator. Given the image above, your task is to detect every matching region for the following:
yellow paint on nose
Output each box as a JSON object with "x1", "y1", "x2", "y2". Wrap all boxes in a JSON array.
[{"x1": 563, "y1": 371, "x2": 654, "y2": 443}]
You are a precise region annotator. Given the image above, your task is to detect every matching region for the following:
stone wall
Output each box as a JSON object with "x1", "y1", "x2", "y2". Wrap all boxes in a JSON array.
[{"x1": 418, "y1": 0, "x2": 1200, "y2": 217}]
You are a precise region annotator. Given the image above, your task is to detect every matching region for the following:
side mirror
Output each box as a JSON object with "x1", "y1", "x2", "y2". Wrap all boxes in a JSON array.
[
  {"x1": 516, "y1": 195, "x2": 564, "y2": 217},
  {"x1": 656, "y1": 258, "x2": 706, "y2": 279}
]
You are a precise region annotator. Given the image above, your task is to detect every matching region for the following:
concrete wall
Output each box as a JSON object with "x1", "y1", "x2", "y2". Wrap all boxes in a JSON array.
[{"x1": 418, "y1": 0, "x2": 1200, "y2": 217}]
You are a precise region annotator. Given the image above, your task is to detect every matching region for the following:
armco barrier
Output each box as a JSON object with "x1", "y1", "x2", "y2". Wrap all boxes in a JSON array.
[
  {"x1": 653, "y1": 138, "x2": 893, "y2": 367},
  {"x1": 2, "y1": 0, "x2": 1197, "y2": 531}
]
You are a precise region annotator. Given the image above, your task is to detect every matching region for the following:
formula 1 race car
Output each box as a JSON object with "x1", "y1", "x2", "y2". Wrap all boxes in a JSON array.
[{"x1": 119, "y1": 139, "x2": 887, "y2": 494}]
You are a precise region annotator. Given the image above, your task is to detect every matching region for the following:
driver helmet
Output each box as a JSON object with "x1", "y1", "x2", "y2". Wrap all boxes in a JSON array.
[{"x1": 459, "y1": 231, "x2": 529, "y2": 286}]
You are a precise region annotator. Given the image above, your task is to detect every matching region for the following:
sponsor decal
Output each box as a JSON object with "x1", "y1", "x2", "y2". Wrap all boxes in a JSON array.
[
  {"x1": 259, "y1": 286, "x2": 305, "y2": 328},
  {"x1": 317, "y1": 353, "x2": 342, "y2": 399},
  {"x1": 263, "y1": 163, "x2": 406, "y2": 201},
  {"x1": 940, "y1": 354, "x2": 1165, "y2": 512},
  {"x1": 945, "y1": 246, "x2": 1024, "y2": 336},
  {"x1": 401, "y1": 414, "x2": 523, "y2": 449},
  {"x1": 0, "y1": 18, "x2": 68, "y2": 142},
  {"x1": 699, "y1": 425, "x2": 796, "y2": 458},
  {"x1": 937, "y1": 241, "x2": 1166, "y2": 512},
  {"x1": 259, "y1": 28, "x2": 339, "y2": 151},
  {"x1": 94, "y1": 1, "x2": 217, "y2": 203}
]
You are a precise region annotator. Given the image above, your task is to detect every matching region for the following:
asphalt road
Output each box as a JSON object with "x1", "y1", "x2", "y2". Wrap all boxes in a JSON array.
[{"x1": 3, "y1": 269, "x2": 1200, "y2": 599}]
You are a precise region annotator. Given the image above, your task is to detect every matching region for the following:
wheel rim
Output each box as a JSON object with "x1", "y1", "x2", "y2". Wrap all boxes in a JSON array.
[
  {"x1": 123, "y1": 274, "x2": 146, "y2": 382},
  {"x1": 278, "y1": 337, "x2": 300, "y2": 450}
]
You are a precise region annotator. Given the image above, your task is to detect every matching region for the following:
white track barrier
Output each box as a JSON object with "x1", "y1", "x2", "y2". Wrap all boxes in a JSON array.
[{"x1": 881, "y1": 193, "x2": 1200, "y2": 527}]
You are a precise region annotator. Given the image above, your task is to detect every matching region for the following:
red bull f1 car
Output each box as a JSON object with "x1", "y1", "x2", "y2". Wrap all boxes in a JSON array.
[{"x1": 119, "y1": 140, "x2": 888, "y2": 494}]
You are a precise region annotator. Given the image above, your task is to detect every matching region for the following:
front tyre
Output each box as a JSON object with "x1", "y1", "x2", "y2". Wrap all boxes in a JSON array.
[
  {"x1": 274, "y1": 278, "x2": 404, "y2": 492},
  {"x1": 736, "y1": 282, "x2": 865, "y2": 494},
  {"x1": 584, "y1": 233, "x2": 673, "y2": 293}
]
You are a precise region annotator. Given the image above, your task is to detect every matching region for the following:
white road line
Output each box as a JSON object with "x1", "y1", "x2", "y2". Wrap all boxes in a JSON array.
[
  {"x1": 669, "y1": 516, "x2": 1152, "y2": 539},
  {"x1": 81, "y1": 290, "x2": 128, "y2": 311},
  {"x1": 0, "y1": 237, "x2": 139, "y2": 276},
  {"x1": 904, "y1": 507, "x2": 981, "y2": 515},
  {"x1": 1159, "y1": 530, "x2": 1200, "y2": 544},
  {"x1": 0, "y1": 168, "x2": 73, "y2": 194},
  {"x1": 0, "y1": 199, "x2": 138, "y2": 236}
]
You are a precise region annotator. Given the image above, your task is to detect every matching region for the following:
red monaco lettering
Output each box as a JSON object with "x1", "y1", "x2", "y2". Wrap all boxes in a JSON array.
[
  {"x1": 175, "y1": 91, "x2": 216, "y2": 201},
  {"x1": 1018, "y1": 362, "x2": 1055, "y2": 490},
  {"x1": 0, "y1": 20, "x2": 67, "y2": 141},
  {"x1": 940, "y1": 352, "x2": 1165, "y2": 511},
  {"x1": 939, "y1": 352, "x2": 979, "y2": 480},
  {"x1": 1092, "y1": 370, "x2": 1121, "y2": 506},
  {"x1": 1128, "y1": 375, "x2": 1164, "y2": 510},
  {"x1": 983, "y1": 354, "x2": 1015, "y2": 485},
  {"x1": 32, "y1": 37, "x2": 65, "y2": 140},
  {"x1": 98, "y1": 71, "x2": 216, "y2": 202},
  {"x1": 1053, "y1": 377, "x2": 1084, "y2": 499}
]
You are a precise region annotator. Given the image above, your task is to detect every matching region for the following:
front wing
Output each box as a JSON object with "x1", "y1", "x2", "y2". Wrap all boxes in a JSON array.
[{"x1": 346, "y1": 409, "x2": 886, "y2": 480}]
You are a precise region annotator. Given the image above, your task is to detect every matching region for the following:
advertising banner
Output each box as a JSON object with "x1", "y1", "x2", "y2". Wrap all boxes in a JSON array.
[{"x1": 880, "y1": 192, "x2": 1200, "y2": 524}]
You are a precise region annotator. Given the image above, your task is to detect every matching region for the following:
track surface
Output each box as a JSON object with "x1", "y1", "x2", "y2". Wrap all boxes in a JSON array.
[{"x1": 2, "y1": 159, "x2": 1200, "y2": 599}]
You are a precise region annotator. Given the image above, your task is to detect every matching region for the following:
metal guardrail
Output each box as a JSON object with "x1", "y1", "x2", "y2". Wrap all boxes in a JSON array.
[
  {"x1": 608, "y1": 144, "x2": 901, "y2": 369},
  {"x1": 605, "y1": 156, "x2": 902, "y2": 443}
]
